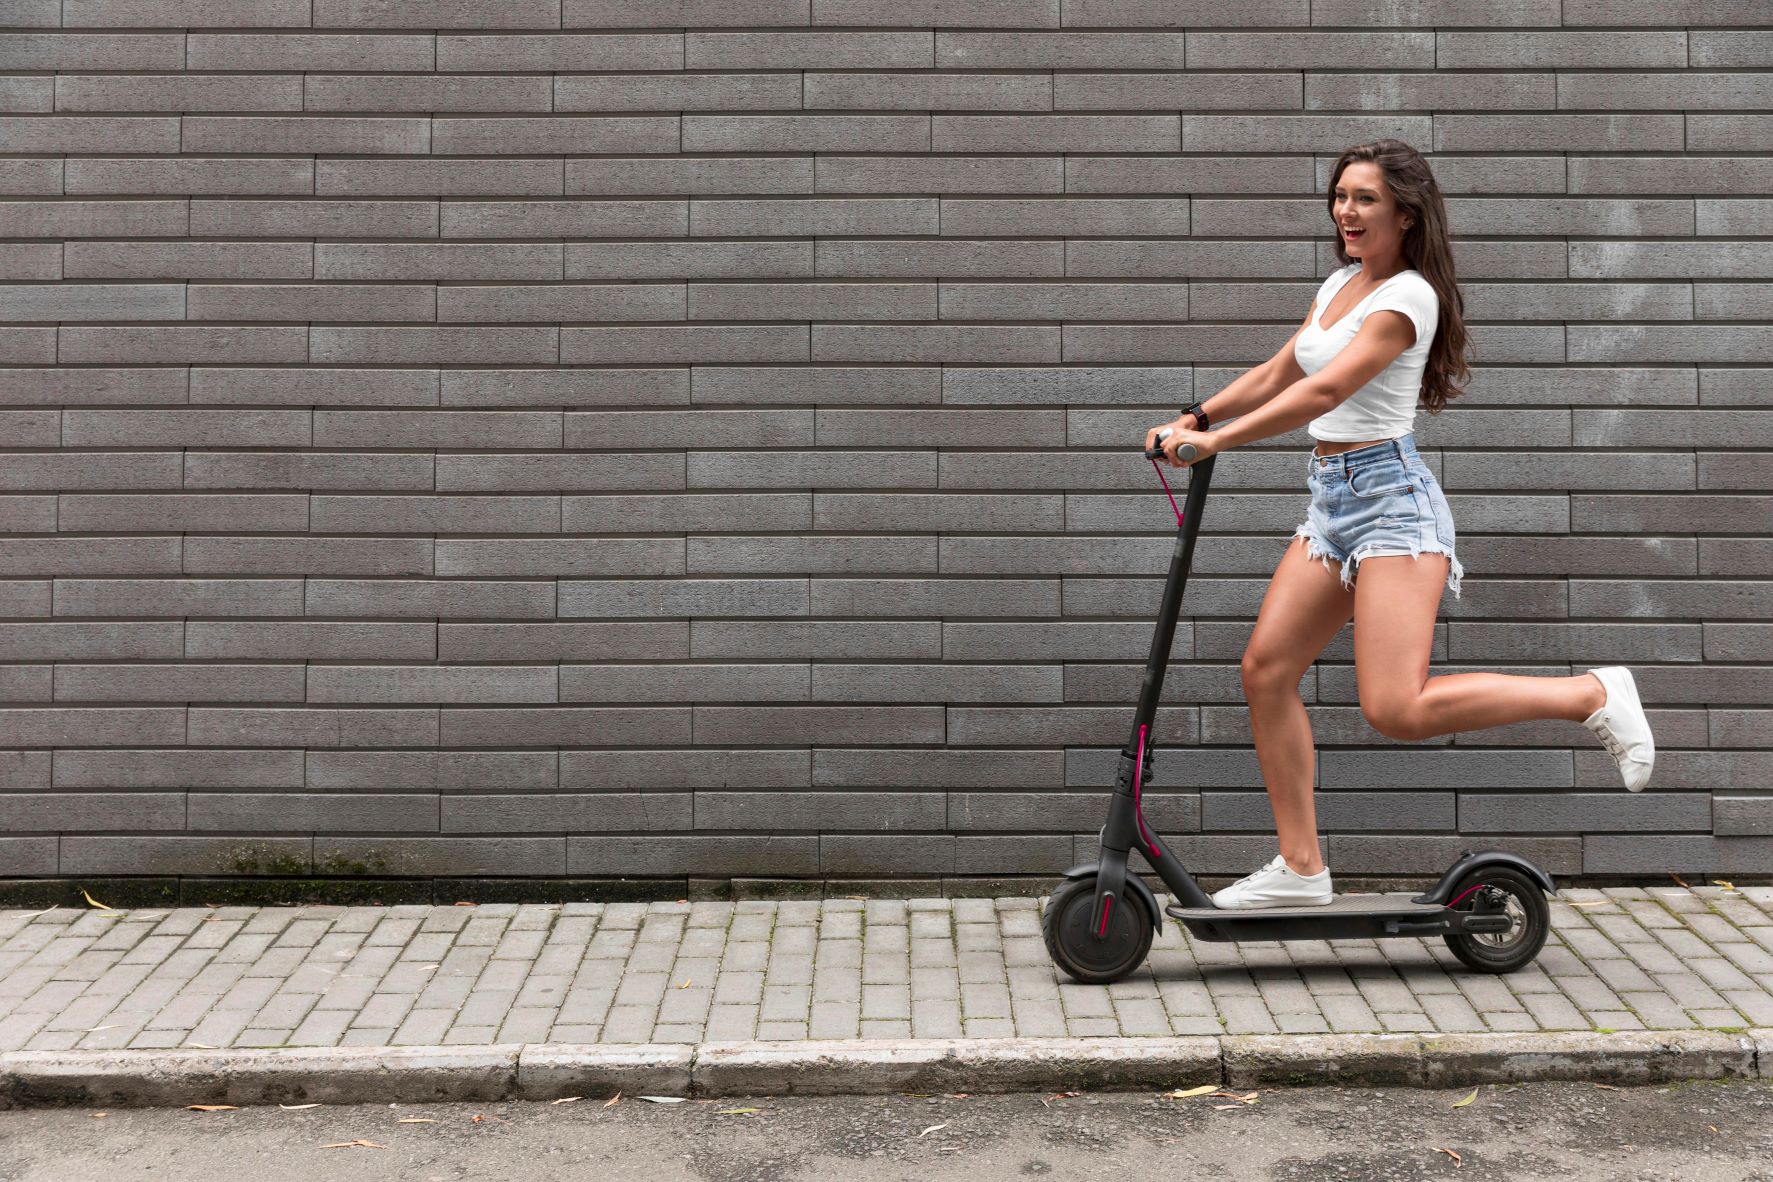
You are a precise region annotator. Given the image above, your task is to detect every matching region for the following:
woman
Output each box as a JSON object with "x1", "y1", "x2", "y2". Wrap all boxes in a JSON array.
[{"x1": 1144, "y1": 139, "x2": 1655, "y2": 911}]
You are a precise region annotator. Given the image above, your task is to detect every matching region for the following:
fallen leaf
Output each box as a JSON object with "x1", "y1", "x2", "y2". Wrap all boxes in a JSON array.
[
  {"x1": 1565, "y1": 901, "x2": 1609, "y2": 908},
  {"x1": 935, "y1": 1147, "x2": 962, "y2": 1154},
  {"x1": 83, "y1": 1025, "x2": 122, "y2": 1033},
  {"x1": 1208, "y1": 1090, "x2": 1259, "y2": 1105},
  {"x1": 1213, "y1": 1104, "x2": 1244, "y2": 1111},
  {"x1": 186, "y1": 1043, "x2": 216, "y2": 1050},
  {"x1": 1432, "y1": 1147, "x2": 1463, "y2": 1167},
  {"x1": 551, "y1": 1096, "x2": 581, "y2": 1105},
  {"x1": 676, "y1": 979, "x2": 693, "y2": 989},
  {"x1": 415, "y1": 964, "x2": 439, "y2": 972},
  {"x1": 1713, "y1": 880, "x2": 1736, "y2": 892},
  {"x1": 844, "y1": 895, "x2": 868, "y2": 900},
  {"x1": 1452, "y1": 1087, "x2": 1479, "y2": 1108},
  {"x1": 278, "y1": 1103, "x2": 321, "y2": 1111},
  {"x1": 1670, "y1": 873, "x2": 1690, "y2": 888},
  {"x1": 639, "y1": 1096, "x2": 687, "y2": 1104},
  {"x1": 16, "y1": 906, "x2": 57, "y2": 918},
  {"x1": 453, "y1": 901, "x2": 476, "y2": 907},
  {"x1": 1593, "y1": 1083, "x2": 1620, "y2": 1092},
  {"x1": 470, "y1": 1114, "x2": 485, "y2": 1123},
  {"x1": 1164, "y1": 1085, "x2": 1219, "y2": 1099},
  {"x1": 80, "y1": 889, "x2": 113, "y2": 911},
  {"x1": 397, "y1": 1118, "x2": 436, "y2": 1124},
  {"x1": 89, "y1": 1112, "x2": 107, "y2": 1119},
  {"x1": 603, "y1": 1092, "x2": 621, "y2": 1108},
  {"x1": 186, "y1": 1104, "x2": 238, "y2": 1112},
  {"x1": 948, "y1": 1093, "x2": 971, "y2": 1100},
  {"x1": 918, "y1": 1122, "x2": 949, "y2": 1138},
  {"x1": 1708, "y1": 1124, "x2": 1719, "y2": 1133},
  {"x1": 715, "y1": 1108, "x2": 758, "y2": 1115},
  {"x1": 321, "y1": 1140, "x2": 385, "y2": 1150}
]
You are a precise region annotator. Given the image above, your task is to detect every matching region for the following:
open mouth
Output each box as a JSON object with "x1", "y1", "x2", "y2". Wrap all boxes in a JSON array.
[{"x1": 1344, "y1": 228, "x2": 1366, "y2": 239}]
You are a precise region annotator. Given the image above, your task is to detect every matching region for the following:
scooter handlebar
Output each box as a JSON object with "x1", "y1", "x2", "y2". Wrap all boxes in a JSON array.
[{"x1": 1144, "y1": 427, "x2": 1197, "y2": 463}]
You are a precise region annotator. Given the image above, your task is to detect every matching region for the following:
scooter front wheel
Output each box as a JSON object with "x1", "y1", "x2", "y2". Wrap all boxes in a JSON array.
[
  {"x1": 1442, "y1": 865, "x2": 1551, "y2": 974},
  {"x1": 1042, "y1": 875, "x2": 1155, "y2": 985}
]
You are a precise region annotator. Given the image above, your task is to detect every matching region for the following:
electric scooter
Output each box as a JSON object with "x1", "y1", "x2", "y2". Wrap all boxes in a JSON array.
[{"x1": 1042, "y1": 427, "x2": 1554, "y2": 985}]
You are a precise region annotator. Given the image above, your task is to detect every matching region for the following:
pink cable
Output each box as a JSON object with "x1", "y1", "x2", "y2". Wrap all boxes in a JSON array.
[{"x1": 1150, "y1": 457, "x2": 1186, "y2": 529}]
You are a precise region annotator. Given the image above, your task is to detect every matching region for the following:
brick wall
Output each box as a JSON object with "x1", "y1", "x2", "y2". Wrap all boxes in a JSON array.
[{"x1": 1, "y1": 0, "x2": 1769, "y2": 889}]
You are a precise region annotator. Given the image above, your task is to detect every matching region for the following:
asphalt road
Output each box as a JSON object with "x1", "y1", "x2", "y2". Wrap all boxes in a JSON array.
[{"x1": 2, "y1": 1079, "x2": 1771, "y2": 1182}]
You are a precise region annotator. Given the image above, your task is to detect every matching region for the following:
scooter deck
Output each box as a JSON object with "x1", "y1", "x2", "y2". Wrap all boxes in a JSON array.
[{"x1": 1166, "y1": 893, "x2": 1444, "y2": 922}]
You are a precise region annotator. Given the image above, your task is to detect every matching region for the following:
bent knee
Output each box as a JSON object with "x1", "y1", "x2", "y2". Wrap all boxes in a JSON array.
[{"x1": 1362, "y1": 701, "x2": 1426, "y2": 741}]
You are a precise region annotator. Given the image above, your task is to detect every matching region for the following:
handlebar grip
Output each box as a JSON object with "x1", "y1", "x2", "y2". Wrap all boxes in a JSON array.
[{"x1": 1144, "y1": 428, "x2": 1197, "y2": 463}]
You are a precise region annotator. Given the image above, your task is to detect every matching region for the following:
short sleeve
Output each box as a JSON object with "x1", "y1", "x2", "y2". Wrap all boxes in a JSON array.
[{"x1": 1365, "y1": 274, "x2": 1438, "y2": 348}]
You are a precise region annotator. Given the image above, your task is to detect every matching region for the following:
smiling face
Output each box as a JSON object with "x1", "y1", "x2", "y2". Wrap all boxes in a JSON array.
[{"x1": 1332, "y1": 160, "x2": 1413, "y2": 265}]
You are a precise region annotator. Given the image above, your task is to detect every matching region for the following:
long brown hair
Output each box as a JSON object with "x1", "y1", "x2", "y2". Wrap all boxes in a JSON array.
[{"x1": 1326, "y1": 139, "x2": 1471, "y2": 413}]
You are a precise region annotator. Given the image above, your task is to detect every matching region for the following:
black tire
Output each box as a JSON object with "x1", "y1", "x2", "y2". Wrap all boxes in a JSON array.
[
  {"x1": 1441, "y1": 866, "x2": 1550, "y2": 974},
  {"x1": 1041, "y1": 875, "x2": 1155, "y2": 985}
]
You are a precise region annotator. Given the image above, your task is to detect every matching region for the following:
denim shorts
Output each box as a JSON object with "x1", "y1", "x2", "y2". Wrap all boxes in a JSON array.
[{"x1": 1293, "y1": 433, "x2": 1465, "y2": 599}]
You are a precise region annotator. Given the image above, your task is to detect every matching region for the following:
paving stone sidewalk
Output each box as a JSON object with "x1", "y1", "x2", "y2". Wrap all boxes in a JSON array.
[{"x1": 1, "y1": 886, "x2": 1770, "y2": 1054}]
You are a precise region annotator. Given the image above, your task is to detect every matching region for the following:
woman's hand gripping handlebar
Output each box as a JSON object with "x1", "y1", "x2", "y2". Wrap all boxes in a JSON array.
[{"x1": 1143, "y1": 427, "x2": 1197, "y2": 464}]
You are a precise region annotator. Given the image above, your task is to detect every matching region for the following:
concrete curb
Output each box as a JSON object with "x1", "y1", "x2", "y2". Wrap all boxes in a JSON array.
[{"x1": 1, "y1": 1031, "x2": 1766, "y2": 1108}]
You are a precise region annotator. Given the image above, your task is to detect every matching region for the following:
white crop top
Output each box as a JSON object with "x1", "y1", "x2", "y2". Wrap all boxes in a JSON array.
[{"x1": 1292, "y1": 262, "x2": 1439, "y2": 442}]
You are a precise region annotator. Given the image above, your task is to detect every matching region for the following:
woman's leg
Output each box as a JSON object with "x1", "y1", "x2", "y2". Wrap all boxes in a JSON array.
[
  {"x1": 1241, "y1": 535, "x2": 1360, "y2": 876},
  {"x1": 1351, "y1": 554, "x2": 1606, "y2": 742}
]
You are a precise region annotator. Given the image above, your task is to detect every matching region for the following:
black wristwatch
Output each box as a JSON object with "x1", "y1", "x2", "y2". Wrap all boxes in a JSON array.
[{"x1": 1182, "y1": 400, "x2": 1210, "y2": 431}]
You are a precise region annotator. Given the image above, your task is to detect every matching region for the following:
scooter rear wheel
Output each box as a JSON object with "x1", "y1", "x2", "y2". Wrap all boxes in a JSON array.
[
  {"x1": 1042, "y1": 875, "x2": 1155, "y2": 985},
  {"x1": 1441, "y1": 865, "x2": 1550, "y2": 974}
]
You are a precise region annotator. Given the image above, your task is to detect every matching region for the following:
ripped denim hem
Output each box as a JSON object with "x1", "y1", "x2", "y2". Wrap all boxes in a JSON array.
[{"x1": 1293, "y1": 524, "x2": 1464, "y2": 600}]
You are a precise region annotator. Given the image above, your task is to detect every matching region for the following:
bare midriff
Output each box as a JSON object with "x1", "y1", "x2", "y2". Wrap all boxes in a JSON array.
[{"x1": 1312, "y1": 437, "x2": 1394, "y2": 456}]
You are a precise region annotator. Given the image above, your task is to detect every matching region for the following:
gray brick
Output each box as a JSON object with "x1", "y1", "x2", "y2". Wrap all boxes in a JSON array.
[
  {"x1": 815, "y1": 155, "x2": 1061, "y2": 195},
  {"x1": 568, "y1": 156, "x2": 810, "y2": 196},
  {"x1": 942, "y1": 198, "x2": 1187, "y2": 237},
  {"x1": 934, "y1": 32, "x2": 1184, "y2": 68},
  {"x1": 67, "y1": 0, "x2": 312, "y2": 25},
  {"x1": 0, "y1": 623, "x2": 183, "y2": 661},
  {"x1": 311, "y1": 327, "x2": 557, "y2": 365},
  {"x1": 190, "y1": 200, "x2": 438, "y2": 239},
  {"x1": 1436, "y1": 115, "x2": 1683, "y2": 152},
  {"x1": 183, "y1": 117, "x2": 430, "y2": 155},
  {"x1": 53, "y1": 578, "x2": 304, "y2": 617},
  {"x1": 568, "y1": 241, "x2": 811, "y2": 280},
  {"x1": 435, "y1": 33, "x2": 681, "y2": 71},
  {"x1": 809, "y1": 73, "x2": 1049, "y2": 112},
  {"x1": 683, "y1": 115, "x2": 928, "y2": 154},
  {"x1": 557, "y1": 73, "x2": 800, "y2": 113},
  {"x1": 0, "y1": 33, "x2": 184, "y2": 70},
  {"x1": 316, "y1": 158, "x2": 559, "y2": 197},
  {"x1": 0, "y1": 244, "x2": 62, "y2": 282},
  {"x1": 441, "y1": 199, "x2": 684, "y2": 238},
  {"x1": 53, "y1": 664, "x2": 305, "y2": 703},
  {"x1": 55, "y1": 75, "x2": 303, "y2": 112},
  {"x1": 1436, "y1": 31, "x2": 1686, "y2": 68},
  {"x1": 440, "y1": 620, "x2": 684, "y2": 660},
  {"x1": 314, "y1": 0, "x2": 560, "y2": 28},
  {"x1": 185, "y1": 622, "x2": 434, "y2": 660},
  {"x1": 65, "y1": 158, "x2": 313, "y2": 196},
  {"x1": 64, "y1": 241, "x2": 313, "y2": 280},
  {"x1": 0, "y1": 197, "x2": 184, "y2": 236},
  {"x1": 62, "y1": 410, "x2": 311, "y2": 448},
  {"x1": 440, "y1": 284, "x2": 681, "y2": 323},
  {"x1": 188, "y1": 284, "x2": 436, "y2": 323},
  {"x1": 444, "y1": 368, "x2": 684, "y2": 407},
  {"x1": 186, "y1": 34, "x2": 436, "y2": 71},
  {"x1": 304, "y1": 578, "x2": 554, "y2": 617},
  {"x1": 817, "y1": 239, "x2": 1062, "y2": 278},
  {"x1": 935, "y1": 115, "x2": 1176, "y2": 153},
  {"x1": 58, "y1": 496, "x2": 307, "y2": 533},
  {"x1": 686, "y1": 31, "x2": 931, "y2": 68},
  {"x1": 317, "y1": 244, "x2": 562, "y2": 281},
  {"x1": 309, "y1": 665, "x2": 556, "y2": 705},
  {"x1": 191, "y1": 368, "x2": 435, "y2": 407},
  {"x1": 1058, "y1": 72, "x2": 1298, "y2": 112},
  {"x1": 430, "y1": 117, "x2": 676, "y2": 155},
  {"x1": 58, "y1": 327, "x2": 308, "y2": 365}
]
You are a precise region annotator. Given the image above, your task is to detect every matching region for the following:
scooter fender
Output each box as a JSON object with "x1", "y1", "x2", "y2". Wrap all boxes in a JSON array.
[
  {"x1": 1411, "y1": 849, "x2": 1556, "y2": 906},
  {"x1": 1060, "y1": 862, "x2": 1163, "y2": 935}
]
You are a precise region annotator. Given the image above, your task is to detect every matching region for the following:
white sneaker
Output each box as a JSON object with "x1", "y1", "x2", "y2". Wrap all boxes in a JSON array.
[
  {"x1": 1212, "y1": 855, "x2": 1333, "y2": 910},
  {"x1": 1583, "y1": 666, "x2": 1655, "y2": 793}
]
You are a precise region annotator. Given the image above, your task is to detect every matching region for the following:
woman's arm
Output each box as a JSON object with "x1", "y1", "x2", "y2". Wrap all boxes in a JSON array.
[{"x1": 1210, "y1": 309, "x2": 1417, "y2": 451}]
